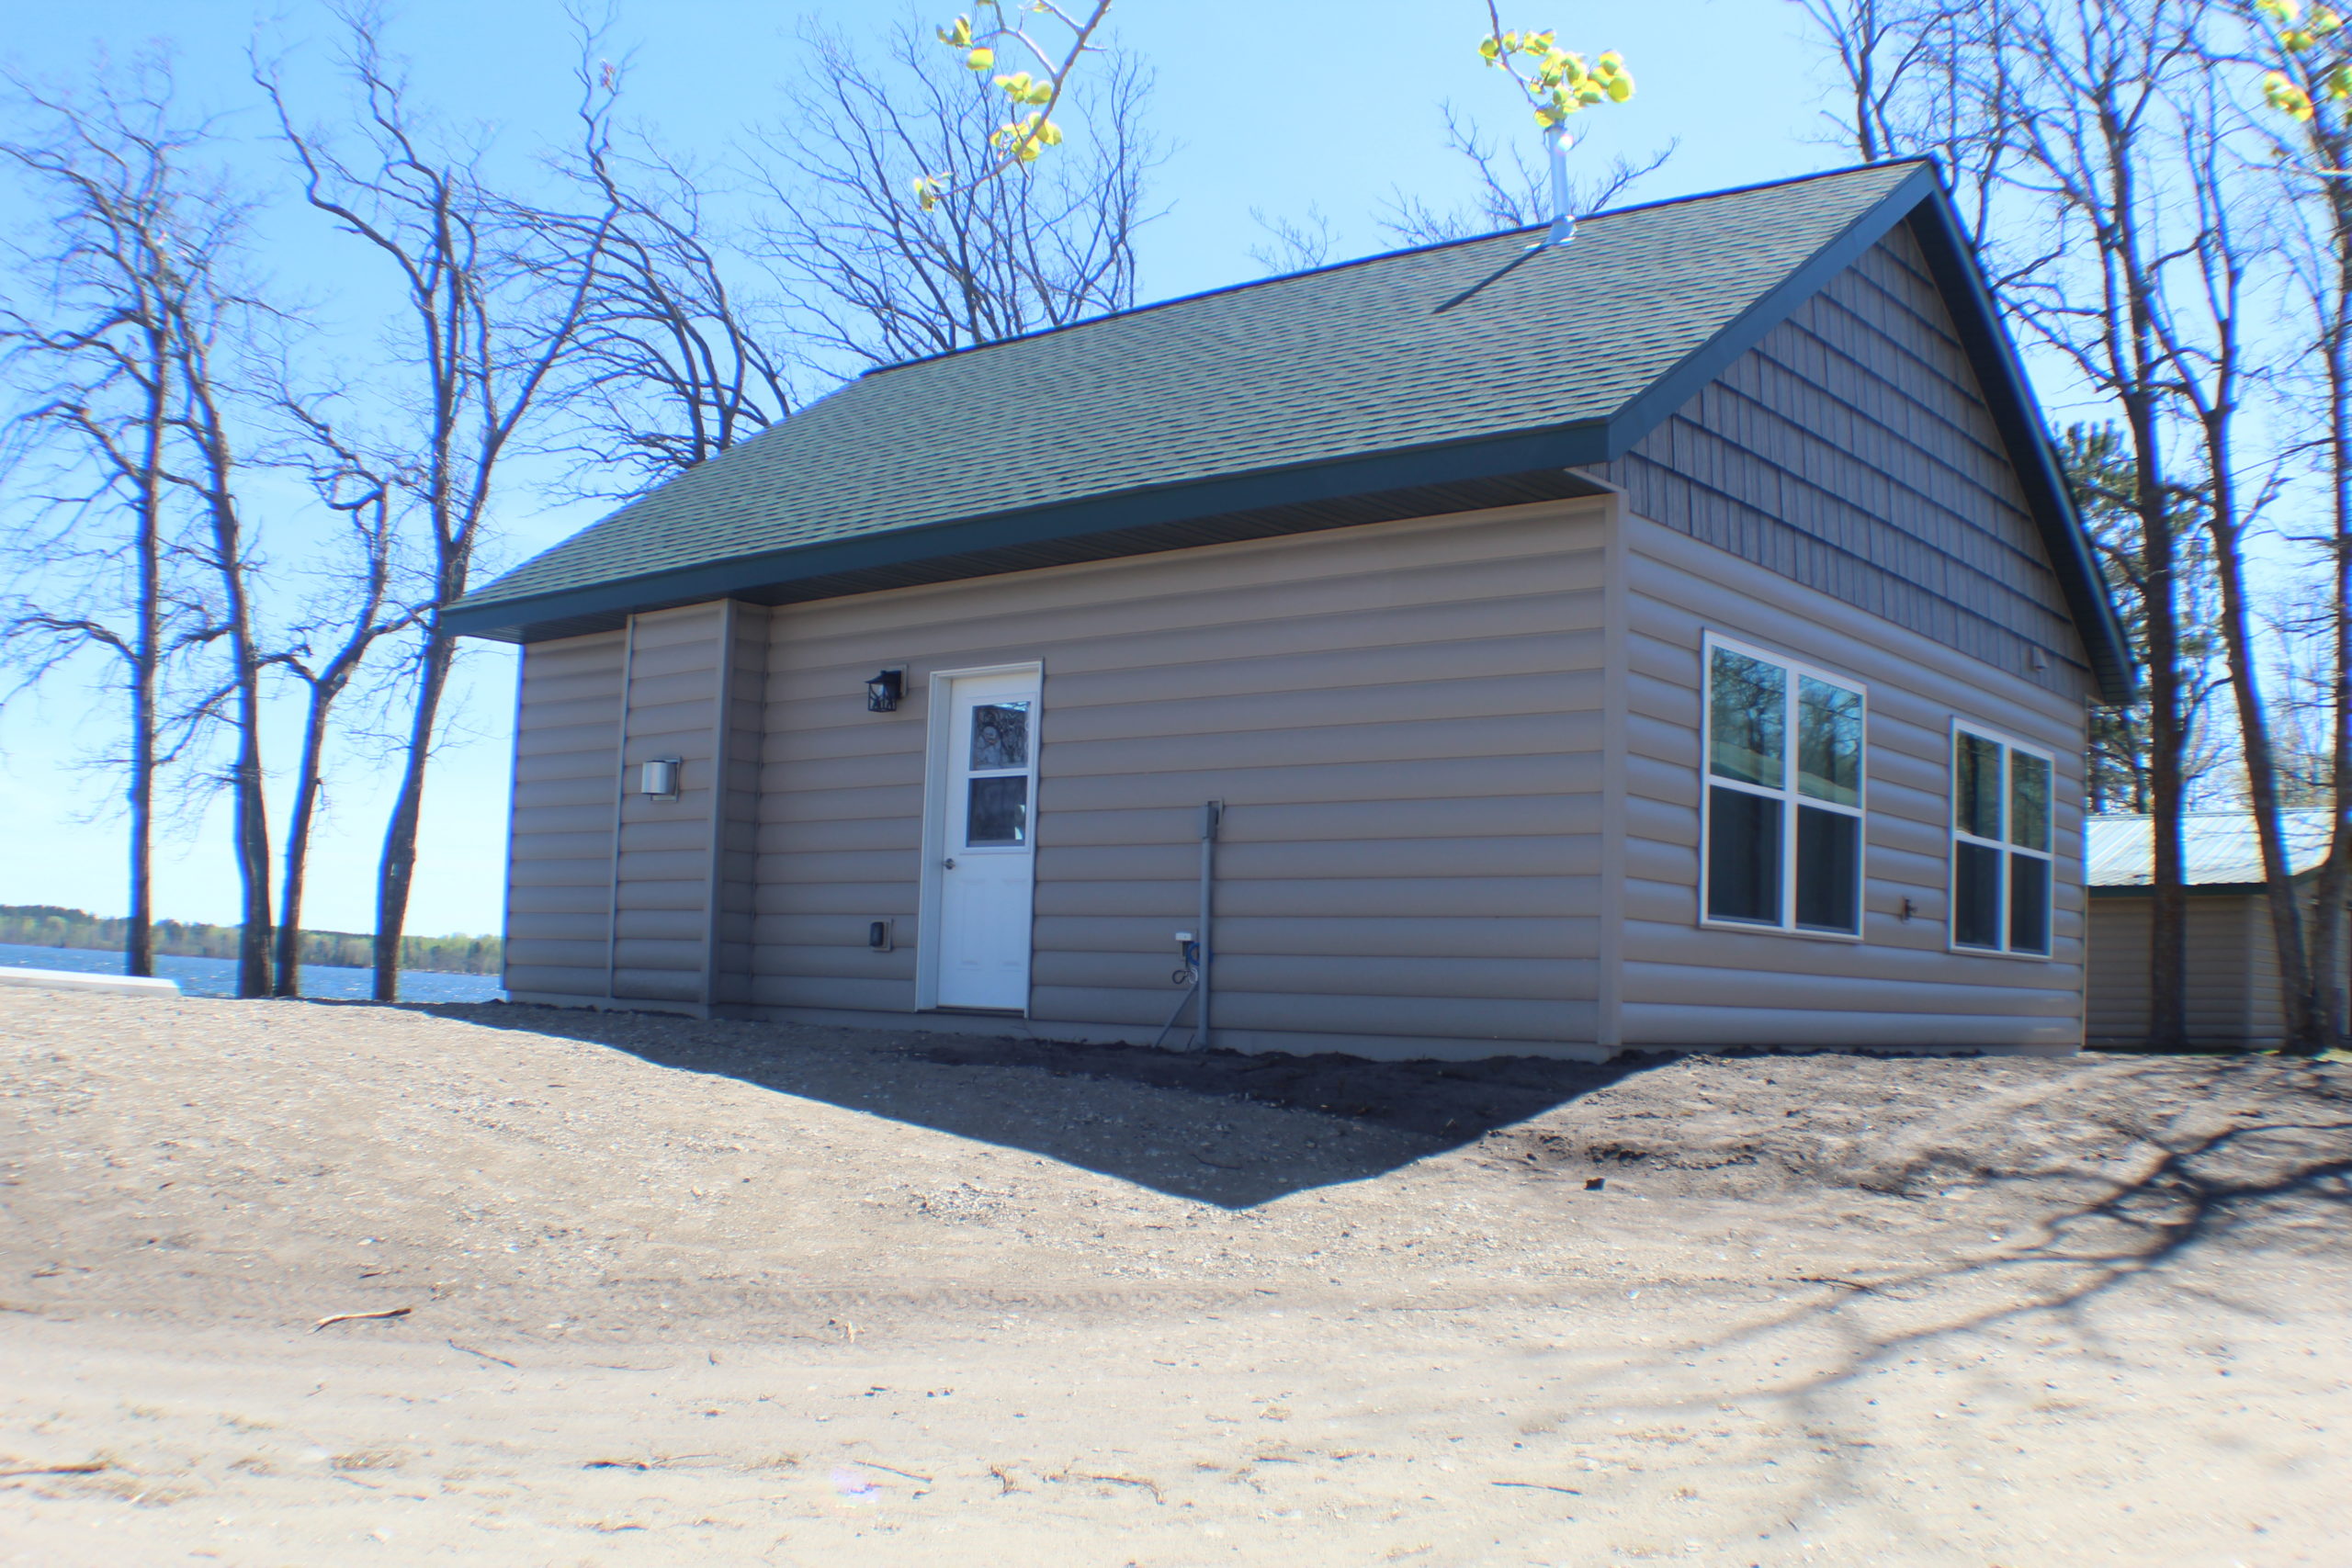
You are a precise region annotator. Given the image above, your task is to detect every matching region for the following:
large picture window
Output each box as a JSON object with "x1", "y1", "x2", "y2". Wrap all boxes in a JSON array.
[
  {"x1": 1701, "y1": 636, "x2": 1866, "y2": 938},
  {"x1": 1951, "y1": 724, "x2": 2053, "y2": 957}
]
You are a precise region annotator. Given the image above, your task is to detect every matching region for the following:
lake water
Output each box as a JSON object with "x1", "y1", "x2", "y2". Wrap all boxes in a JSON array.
[{"x1": 0, "y1": 941, "x2": 503, "y2": 1003}]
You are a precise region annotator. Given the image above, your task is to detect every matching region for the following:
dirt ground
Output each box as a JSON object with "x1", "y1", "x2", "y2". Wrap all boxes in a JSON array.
[{"x1": 2, "y1": 985, "x2": 2348, "y2": 1567}]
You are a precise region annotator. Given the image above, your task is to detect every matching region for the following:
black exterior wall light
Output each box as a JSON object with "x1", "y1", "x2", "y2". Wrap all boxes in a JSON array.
[{"x1": 866, "y1": 669, "x2": 905, "y2": 713}]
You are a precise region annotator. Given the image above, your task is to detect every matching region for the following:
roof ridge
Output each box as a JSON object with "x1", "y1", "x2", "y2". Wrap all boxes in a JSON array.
[{"x1": 858, "y1": 157, "x2": 1935, "y2": 381}]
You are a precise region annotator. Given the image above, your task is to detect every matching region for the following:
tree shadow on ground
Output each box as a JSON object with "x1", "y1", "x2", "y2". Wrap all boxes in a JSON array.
[
  {"x1": 1666, "y1": 1059, "x2": 2352, "y2": 1436},
  {"x1": 1453, "y1": 1058, "x2": 2352, "y2": 1527},
  {"x1": 414, "y1": 1001, "x2": 1657, "y2": 1207}
]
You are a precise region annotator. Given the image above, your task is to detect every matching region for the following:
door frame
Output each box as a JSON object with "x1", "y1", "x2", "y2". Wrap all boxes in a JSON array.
[{"x1": 915, "y1": 660, "x2": 1044, "y2": 1012}]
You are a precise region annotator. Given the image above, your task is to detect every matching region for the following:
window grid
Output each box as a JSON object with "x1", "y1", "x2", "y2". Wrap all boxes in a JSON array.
[
  {"x1": 1699, "y1": 633, "x2": 1868, "y2": 940},
  {"x1": 1951, "y1": 722, "x2": 2055, "y2": 959}
]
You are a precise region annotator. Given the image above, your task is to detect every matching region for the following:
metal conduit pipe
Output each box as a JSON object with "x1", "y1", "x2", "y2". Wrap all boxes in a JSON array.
[
  {"x1": 1193, "y1": 800, "x2": 1221, "y2": 1052},
  {"x1": 1148, "y1": 800, "x2": 1224, "y2": 1052}
]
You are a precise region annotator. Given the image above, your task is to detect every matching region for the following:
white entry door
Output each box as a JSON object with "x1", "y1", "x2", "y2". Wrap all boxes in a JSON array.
[{"x1": 930, "y1": 668, "x2": 1040, "y2": 1010}]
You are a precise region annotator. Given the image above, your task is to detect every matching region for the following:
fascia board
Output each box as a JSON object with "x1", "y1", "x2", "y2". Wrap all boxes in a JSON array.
[{"x1": 443, "y1": 420, "x2": 1612, "y2": 641}]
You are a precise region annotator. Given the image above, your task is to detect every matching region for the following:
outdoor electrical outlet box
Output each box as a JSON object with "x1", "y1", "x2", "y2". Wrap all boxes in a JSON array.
[
  {"x1": 867, "y1": 919, "x2": 894, "y2": 953},
  {"x1": 639, "y1": 758, "x2": 681, "y2": 799}
]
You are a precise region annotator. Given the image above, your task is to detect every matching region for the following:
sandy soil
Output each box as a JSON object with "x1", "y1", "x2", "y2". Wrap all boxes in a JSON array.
[{"x1": 2, "y1": 985, "x2": 2347, "y2": 1567}]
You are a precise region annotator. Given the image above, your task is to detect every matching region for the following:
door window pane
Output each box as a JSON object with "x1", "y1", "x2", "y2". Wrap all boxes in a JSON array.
[
  {"x1": 2009, "y1": 852, "x2": 2051, "y2": 953},
  {"x1": 1795, "y1": 805, "x2": 1860, "y2": 933},
  {"x1": 1955, "y1": 731, "x2": 2003, "y2": 840},
  {"x1": 1953, "y1": 840, "x2": 2001, "y2": 949},
  {"x1": 969, "y1": 703, "x2": 1030, "y2": 771},
  {"x1": 966, "y1": 775, "x2": 1028, "y2": 845},
  {"x1": 1708, "y1": 649, "x2": 1785, "y2": 788},
  {"x1": 2009, "y1": 750, "x2": 2051, "y2": 852},
  {"x1": 1706, "y1": 785, "x2": 1781, "y2": 923},
  {"x1": 1797, "y1": 677, "x2": 1862, "y2": 807}
]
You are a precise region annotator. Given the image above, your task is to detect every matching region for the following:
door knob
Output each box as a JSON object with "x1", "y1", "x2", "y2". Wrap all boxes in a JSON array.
[{"x1": 943, "y1": 857, "x2": 956, "y2": 870}]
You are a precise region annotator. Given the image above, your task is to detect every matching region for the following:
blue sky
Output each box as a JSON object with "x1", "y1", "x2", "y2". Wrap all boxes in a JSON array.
[{"x1": 0, "y1": 0, "x2": 1849, "y2": 935}]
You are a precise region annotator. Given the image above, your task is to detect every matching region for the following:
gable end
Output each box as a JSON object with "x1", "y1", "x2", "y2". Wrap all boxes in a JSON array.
[{"x1": 1583, "y1": 213, "x2": 2114, "y2": 703}]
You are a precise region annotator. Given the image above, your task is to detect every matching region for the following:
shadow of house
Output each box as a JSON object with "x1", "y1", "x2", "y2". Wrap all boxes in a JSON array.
[{"x1": 422, "y1": 1000, "x2": 1655, "y2": 1208}]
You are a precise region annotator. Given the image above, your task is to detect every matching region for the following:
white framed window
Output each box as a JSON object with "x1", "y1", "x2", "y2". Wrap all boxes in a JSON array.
[
  {"x1": 1699, "y1": 633, "x2": 1867, "y2": 939},
  {"x1": 1950, "y1": 722, "x2": 2053, "y2": 958}
]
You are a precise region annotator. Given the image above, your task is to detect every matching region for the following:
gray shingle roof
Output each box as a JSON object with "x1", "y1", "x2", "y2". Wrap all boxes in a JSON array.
[{"x1": 458, "y1": 161, "x2": 1924, "y2": 616}]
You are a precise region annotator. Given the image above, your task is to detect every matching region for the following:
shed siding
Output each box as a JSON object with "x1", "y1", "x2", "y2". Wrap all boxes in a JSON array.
[
  {"x1": 1614, "y1": 512, "x2": 2086, "y2": 1049},
  {"x1": 1583, "y1": 222, "x2": 2089, "y2": 702},
  {"x1": 2085, "y1": 894, "x2": 2283, "y2": 1048},
  {"x1": 752, "y1": 501, "x2": 1611, "y2": 1057},
  {"x1": 504, "y1": 629, "x2": 627, "y2": 999}
]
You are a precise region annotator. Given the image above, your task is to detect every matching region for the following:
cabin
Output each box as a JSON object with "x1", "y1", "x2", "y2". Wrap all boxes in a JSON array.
[
  {"x1": 447, "y1": 159, "x2": 2132, "y2": 1061},
  {"x1": 2086, "y1": 810, "x2": 2337, "y2": 1050}
]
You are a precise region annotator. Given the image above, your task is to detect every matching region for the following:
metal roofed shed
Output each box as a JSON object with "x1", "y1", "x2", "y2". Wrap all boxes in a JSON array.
[
  {"x1": 456, "y1": 161, "x2": 2133, "y2": 1060},
  {"x1": 2086, "y1": 810, "x2": 2343, "y2": 1049}
]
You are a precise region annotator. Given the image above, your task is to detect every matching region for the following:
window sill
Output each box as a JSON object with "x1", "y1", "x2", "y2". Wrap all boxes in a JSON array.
[
  {"x1": 1948, "y1": 942, "x2": 2055, "y2": 964},
  {"x1": 1698, "y1": 917, "x2": 1865, "y2": 944}
]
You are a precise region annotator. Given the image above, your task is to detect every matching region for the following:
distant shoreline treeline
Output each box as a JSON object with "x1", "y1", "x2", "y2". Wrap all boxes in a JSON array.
[{"x1": 0, "y1": 906, "x2": 501, "y2": 976}]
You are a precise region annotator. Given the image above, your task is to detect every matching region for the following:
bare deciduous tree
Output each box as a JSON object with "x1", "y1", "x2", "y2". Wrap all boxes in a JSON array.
[
  {"x1": 0, "y1": 58, "x2": 263, "y2": 986},
  {"x1": 749, "y1": 17, "x2": 1154, "y2": 369},
  {"x1": 267, "y1": 401, "x2": 414, "y2": 998},
  {"x1": 156, "y1": 192, "x2": 277, "y2": 998},
  {"x1": 2064, "y1": 424, "x2": 2228, "y2": 815},
  {"x1": 2249, "y1": 0, "x2": 2352, "y2": 1050},
  {"x1": 259, "y1": 7, "x2": 616, "y2": 1000},
  {"x1": 1797, "y1": 0, "x2": 2213, "y2": 1049},
  {"x1": 2143, "y1": 65, "x2": 2331, "y2": 1051},
  {"x1": 529, "y1": 42, "x2": 793, "y2": 498},
  {"x1": 1247, "y1": 204, "x2": 1336, "y2": 276},
  {"x1": 1788, "y1": 0, "x2": 2032, "y2": 254},
  {"x1": 1376, "y1": 105, "x2": 1673, "y2": 246}
]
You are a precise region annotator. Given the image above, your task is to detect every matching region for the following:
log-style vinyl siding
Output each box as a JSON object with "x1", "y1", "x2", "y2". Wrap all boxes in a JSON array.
[
  {"x1": 712, "y1": 606, "x2": 770, "y2": 1008},
  {"x1": 504, "y1": 629, "x2": 625, "y2": 998},
  {"x1": 1583, "y1": 223, "x2": 2089, "y2": 702},
  {"x1": 609, "y1": 604, "x2": 729, "y2": 1004},
  {"x1": 1613, "y1": 513, "x2": 2086, "y2": 1049},
  {"x1": 752, "y1": 501, "x2": 1611, "y2": 1058}
]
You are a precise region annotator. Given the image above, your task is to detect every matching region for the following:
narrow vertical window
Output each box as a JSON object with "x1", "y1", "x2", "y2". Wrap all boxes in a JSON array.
[
  {"x1": 1701, "y1": 637, "x2": 1866, "y2": 937},
  {"x1": 1951, "y1": 725, "x2": 2054, "y2": 957}
]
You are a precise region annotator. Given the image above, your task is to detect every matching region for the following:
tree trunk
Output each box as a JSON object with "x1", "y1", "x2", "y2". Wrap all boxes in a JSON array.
[
  {"x1": 187, "y1": 404, "x2": 274, "y2": 999},
  {"x1": 2128, "y1": 393, "x2": 2189, "y2": 1050},
  {"x1": 2309, "y1": 164, "x2": 2352, "y2": 1055},
  {"x1": 126, "y1": 653, "x2": 156, "y2": 980},
  {"x1": 226, "y1": 604, "x2": 273, "y2": 1000},
  {"x1": 2203, "y1": 436, "x2": 2321, "y2": 1051},
  {"x1": 373, "y1": 624, "x2": 457, "y2": 1001},
  {"x1": 274, "y1": 689, "x2": 335, "y2": 998},
  {"x1": 2309, "y1": 272, "x2": 2352, "y2": 1055},
  {"x1": 125, "y1": 424, "x2": 163, "y2": 982}
]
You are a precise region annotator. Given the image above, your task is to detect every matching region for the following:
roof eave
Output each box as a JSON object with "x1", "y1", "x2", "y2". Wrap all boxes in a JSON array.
[{"x1": 442, "y1": 420, "x2": 1617, "y2": 643}]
